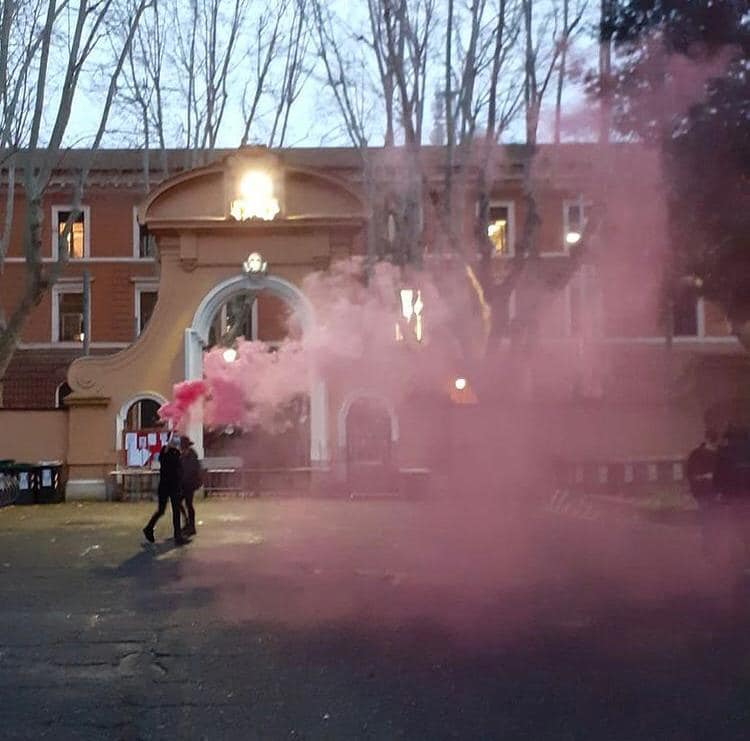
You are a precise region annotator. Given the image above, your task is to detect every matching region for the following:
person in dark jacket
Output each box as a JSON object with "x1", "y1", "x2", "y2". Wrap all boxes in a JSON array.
[
  {"x1": 687, "y1": 430, "x2": 721, "y2": 558},
  {"x1": 143, "y1": 436, "x2": 188, "y2": 545},
  {"x1": 179, "y1": 436, "x2": 203, "y2": 537},
  {"x1": 687, "y1": 429, "x2": 719, "y2": 503},
  {"x1": 707, "y1": 425, "x2": 750, "y2": 565}
]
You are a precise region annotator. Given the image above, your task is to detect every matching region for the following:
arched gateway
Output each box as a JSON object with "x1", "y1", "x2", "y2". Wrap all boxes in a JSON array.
[
  {"x1": 184, "y1": 271, "x2": 327, "y2": 462},
  {"x1": 61, "y1": 148, "x2": 365, "y2": 499}
]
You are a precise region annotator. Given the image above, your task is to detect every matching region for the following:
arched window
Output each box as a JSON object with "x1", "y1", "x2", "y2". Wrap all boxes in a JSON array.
[
  {"x1": 55, "y1": 382, "x2": 72, "y2": 409},
  {"x1": 125, "y1": 398, "x2": 161, "y2": 430}
]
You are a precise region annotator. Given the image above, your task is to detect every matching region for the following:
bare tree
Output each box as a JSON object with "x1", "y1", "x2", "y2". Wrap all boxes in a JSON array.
[
  {"x1": 267, "y1": 0, "x2": 312, "y2": 148},
  {"x1": 0, "y1": 0, "x2": 151, "y2": 393},
  {"x1": 118, "y1": 0, "x2": 310, "y2": 159},
  {"x1": 519, "y1": 0, "x2": 584, "y2": 259},
  {"x1": 121, "y1": 0, "x2": 169, "y2": 190},
  {"x1": 171, "y1": 0, "x2": 248, "y2": 165},
  {"x1": 553, "y1": 0, "x2": 588, "y2": 144},
  {"x1": 439, "y1": 0, "x2": 524, "y2": 345},
  {"x1": 309, "y1": 0, "x2": 380, "y2": 267}
]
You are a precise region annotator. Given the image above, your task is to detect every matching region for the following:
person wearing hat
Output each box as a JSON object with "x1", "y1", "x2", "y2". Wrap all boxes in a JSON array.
[
  {"x1": 179, "y1": 436, "x2": 203, "y2": 537},
  {"x1": 143, "y1": 434, "x2": 188, "y2": 545}
]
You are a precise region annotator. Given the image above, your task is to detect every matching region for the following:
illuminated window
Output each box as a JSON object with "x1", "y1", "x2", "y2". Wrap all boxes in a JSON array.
[
  {"x1": 486, "y1": 201, "x2": 514, "y2": 257},
  {"x1": 563, "y1": 199, "x2": 591, "y2": 250},
  {"x1": 52, "y1": 206, "x2": 89, "y2": 259}
]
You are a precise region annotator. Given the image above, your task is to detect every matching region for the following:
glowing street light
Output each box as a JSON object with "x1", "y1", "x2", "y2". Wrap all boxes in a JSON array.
[
  {"x1": 454, "y1": 377, "x2": 467, "y2": 391},
  {"x1": 222, "y1": 347, "x2": 238, "y2": 363}
]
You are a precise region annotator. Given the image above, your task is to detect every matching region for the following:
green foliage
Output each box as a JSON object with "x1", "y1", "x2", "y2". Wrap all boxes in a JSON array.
[{"x1": 601, "y1": 1, "x2": 750, "y2": 327}]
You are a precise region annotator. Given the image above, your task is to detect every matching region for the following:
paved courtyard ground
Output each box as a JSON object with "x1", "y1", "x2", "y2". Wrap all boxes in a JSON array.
[{"x1": 1, "y1": 496, "x2": 750, "y2": 740}]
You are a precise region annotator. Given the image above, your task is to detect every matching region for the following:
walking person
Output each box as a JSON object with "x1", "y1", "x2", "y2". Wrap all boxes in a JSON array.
[
  {"x1": 180, "y1": 436, "x2": 203, "y2": 537},
  {"x1": 687, "y1": 429, "x2": 720, "y2": 558},
  {"x1": 714, "y1": 425, "x2": 750, "y2": 564},
  {"x1": 143, "y1": 435, "x2": 188, "y2": 545}
]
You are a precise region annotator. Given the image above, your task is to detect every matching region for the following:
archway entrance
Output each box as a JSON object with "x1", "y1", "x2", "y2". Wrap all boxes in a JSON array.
[
  {"x1": 203, "y1": 286, "x2": 309, "y2": 466},
  {"x1": 184, "y1": 272, "x2": 327, "y2": 465},
  {"x1": 345, "y1": 396, "x2": 396, "y2": 493}
]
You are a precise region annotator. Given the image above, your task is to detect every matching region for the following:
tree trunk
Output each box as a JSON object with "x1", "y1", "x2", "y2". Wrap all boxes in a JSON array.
[{"x1": 0, "y1": 196, "x2": 45, "y2": 383}]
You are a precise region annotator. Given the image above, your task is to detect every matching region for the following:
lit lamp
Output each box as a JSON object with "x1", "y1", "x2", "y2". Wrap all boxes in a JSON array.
[
  {"x1": 229, "y1": 169, "x2": 280, "y2": 222},
  {"x1": 222, "y1": 347, "x2": 238, "y2": 363},
  {"x1": 450, "y1": 375, "x2": 477, "y2": 404},
  {"x1": 565, "y1": 195, "x2": 587, "y2": 247}
]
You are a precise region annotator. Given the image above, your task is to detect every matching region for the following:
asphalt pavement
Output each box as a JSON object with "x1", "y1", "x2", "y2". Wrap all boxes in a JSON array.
[{"x1": 1, "y1": 497, "x2": 749, "y2": 740}]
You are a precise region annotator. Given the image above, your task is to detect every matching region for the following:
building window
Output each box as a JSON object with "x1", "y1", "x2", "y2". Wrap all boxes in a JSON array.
[
  {"x1": 52, "y1": 205, "x2": 90, "y2": 259},
  {"x1": 673, "y1": 290, "x2": 700, "y2": 337},
  {"x1": 125, "y1": 398, "x2": 161, "y2": 429},
  {"x1": 132, "y1": 207, "x2": 156, "y2": 258},
  {"x1": 486, "y1": 201, "x2": 514, "y2": 257},
  {"x1": 52, "y1": 284, "x2": 87, "y2": 343},
  {"x1": 562, "y1": 199, "x2": 591, "y2": 250},
  {"x1": 135, "y1": 285, "x2": 158, "y2": 336}
]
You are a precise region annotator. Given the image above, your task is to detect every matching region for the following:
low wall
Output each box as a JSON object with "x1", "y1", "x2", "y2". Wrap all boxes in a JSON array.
[{"x1": 0, "y1": 409, "x2": 68, "y2": 462}]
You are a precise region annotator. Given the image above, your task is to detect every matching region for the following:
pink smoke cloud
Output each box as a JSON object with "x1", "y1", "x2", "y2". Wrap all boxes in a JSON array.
[{"x1": 159, "y1": 379, "x2": 209, "y2": 431}]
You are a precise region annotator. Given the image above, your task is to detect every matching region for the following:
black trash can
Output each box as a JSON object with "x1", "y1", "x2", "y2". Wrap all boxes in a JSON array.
[
  {"x1": 9, "y1": 463, "x2": 39, "y2": 505},
  {"x1": 36, "y1": 462, "x2": 66, "y2": 503},
  {"x1": 0, "y1": 460, "x2": 18, "y2": 507}
]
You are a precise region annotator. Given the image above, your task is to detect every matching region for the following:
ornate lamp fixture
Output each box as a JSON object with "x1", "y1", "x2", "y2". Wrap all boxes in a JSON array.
[{"x1": 225, "y1": 149, "x2": 283, "y2": 222}]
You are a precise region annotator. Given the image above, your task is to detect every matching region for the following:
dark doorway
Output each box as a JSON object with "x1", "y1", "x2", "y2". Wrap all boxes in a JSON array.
[{"x1": 346, "y1": 397, "x2": 394, "y2": 493}]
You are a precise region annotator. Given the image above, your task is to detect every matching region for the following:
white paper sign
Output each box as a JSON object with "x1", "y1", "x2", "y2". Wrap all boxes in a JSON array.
[
  {"x1": 18, "y1": 472, "x2": 29, "y2": 490},
  {"x1": 41, "y1": 469, "x2": 52, "y2": 487},
  {"x1": 127, "y1": 447, "x2": 141, "y2": 467},
  {"x1": 147, "y1": 432, "x2": 157, "y2": 446},
  {"x1": 125, "y1": 432, "x2": 138, "y2": 450}
]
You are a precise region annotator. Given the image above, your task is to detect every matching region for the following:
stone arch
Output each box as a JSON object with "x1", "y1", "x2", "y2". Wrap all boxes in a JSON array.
[
  {"x1": 184, "y1": 272, "x2": 327, "y2": 463},
  {"x1": 337, "y1": 390, "x2": 399, "y2": 451},
  {"x1": 337, "y1": 391, "x2": 399, "y2": 487},
  {"x1": 115, "y1": 391, "x2": 168, "y2": 451}
]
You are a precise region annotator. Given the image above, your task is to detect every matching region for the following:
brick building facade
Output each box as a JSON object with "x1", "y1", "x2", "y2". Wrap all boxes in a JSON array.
[{"x1": 0, "y1": 145, "x2": 747, "y2": 498}]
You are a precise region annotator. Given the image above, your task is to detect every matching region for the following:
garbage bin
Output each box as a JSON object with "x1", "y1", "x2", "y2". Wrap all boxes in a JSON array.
[
  {"x1": 36, "y1": 462, "x2": 66, "y2": 503},
  {"x1": 0, "y1": 460, "x2": 18, "y2": 507},
  {"x1": 3, "y1": 462, "x2": 65, "y2": 505},
  {"x1": 9, "y1": 463, "x2": 38, "y2": 505}
]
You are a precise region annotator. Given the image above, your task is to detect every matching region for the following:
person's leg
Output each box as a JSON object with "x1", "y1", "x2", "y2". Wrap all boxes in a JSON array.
[
  {"x1": 184, "y1": 488, "x2": 196, "y2": 533},
  {"x1": 170, "y1": 490, "x2": 185, "y2": 542},
  {"x1": 145, "y1": 491, "x2": 168, "y2": 534}
]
